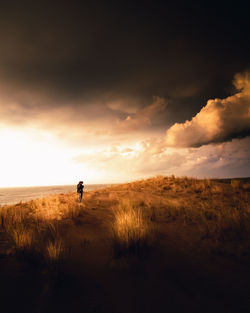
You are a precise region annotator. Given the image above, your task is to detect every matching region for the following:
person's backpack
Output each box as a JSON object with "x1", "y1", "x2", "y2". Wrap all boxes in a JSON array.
[{"x1": 77, "y1": 184, "x2": 81, "y2": 193}]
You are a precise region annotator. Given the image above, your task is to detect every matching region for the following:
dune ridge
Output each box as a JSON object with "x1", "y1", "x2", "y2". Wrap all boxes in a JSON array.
[{"x1": 0, "y1": 175, "x2": 250, "y2": 313}]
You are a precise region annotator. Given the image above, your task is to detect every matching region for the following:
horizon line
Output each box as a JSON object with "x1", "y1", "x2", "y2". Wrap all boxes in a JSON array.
[{"x1": 0, "y1": 175, "x2": 250, "y2": 189}]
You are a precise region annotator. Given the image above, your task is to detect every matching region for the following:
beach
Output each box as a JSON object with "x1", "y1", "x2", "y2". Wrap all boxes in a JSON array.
[{"x1": 0, "y1": 184, "x2": 108, "y2": 205}]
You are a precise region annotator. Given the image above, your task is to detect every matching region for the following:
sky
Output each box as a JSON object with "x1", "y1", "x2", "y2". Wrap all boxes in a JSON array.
[{"x1": 0, "y1": 1, "x2": 250, "y2": 187}]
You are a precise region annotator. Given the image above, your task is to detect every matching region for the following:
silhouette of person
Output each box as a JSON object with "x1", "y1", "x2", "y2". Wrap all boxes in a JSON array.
[{"x1": 77, "y1": 181, "x2": 84, "y2": 202}]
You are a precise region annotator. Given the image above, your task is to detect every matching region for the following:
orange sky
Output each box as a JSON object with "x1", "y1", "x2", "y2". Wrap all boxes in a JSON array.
[
  {"x1": 0, "y1": 3, "x2": 250, "y2": 187},
  {"x1": 1, "y1": 73, "x2": 250, "y2": 187}
]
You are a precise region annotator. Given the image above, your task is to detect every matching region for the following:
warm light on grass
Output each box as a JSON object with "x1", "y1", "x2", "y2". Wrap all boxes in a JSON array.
[
  {"x1": 29, "y1": 193, "x2": 80, "y2": 221},
  {"x1": 0, "y1": 194, "x2": 80, "y2": 263},
  {"x1": 11, "y1": 227, "x2": 33, "y2": 250},
  {"x1": 46, "y1": 239, "x2": 64, "y2": 262},
  {"x1": 0, "y1": 175, "x2": 249, "y2": 264},
  {"x1": 112, "y1": 199, "x2": 152, "y2": 257}
]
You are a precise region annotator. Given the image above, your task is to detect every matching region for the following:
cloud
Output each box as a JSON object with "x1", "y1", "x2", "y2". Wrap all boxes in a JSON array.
[
  {"x1": 72, "y1": 136, "x2": 250, "y2": 181},
  {"x1": 107, "y1": 98, "x2": 141, "y2": 114},
  {"x1": 0, "y1": 1, "x2": 250, "y2": 146},
  {"x1": 121, "y1": 148, "x2": 133, "y2": 153},
  {"x1": 115, "y1": 96, "x2": 167, "y2": 132},
  {"x1": 72, "y1": 137, "x2": 185, "y2": 181},
  {"x1": 165, "y1": 71, "x2": 250, "y2": 147},
  {"x1": 181, "y1": 137, "x2": 250, "y2": 178}
]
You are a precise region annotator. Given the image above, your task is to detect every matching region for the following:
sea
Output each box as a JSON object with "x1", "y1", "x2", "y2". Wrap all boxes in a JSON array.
[{"x1": 0, "y1": 184, "x2": 109, "y2": 206}]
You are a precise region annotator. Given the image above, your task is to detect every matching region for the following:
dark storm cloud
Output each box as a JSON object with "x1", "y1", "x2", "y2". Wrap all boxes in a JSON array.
[
  {"x1": 165, "y1": 72, "x2": 250, "y2": 147},
  {"x1": 113, "y1": 97, "x2": 167, "y2": 133},
  {"x1": 0, "y1": 0, "x2": 250, "y2": 128}
]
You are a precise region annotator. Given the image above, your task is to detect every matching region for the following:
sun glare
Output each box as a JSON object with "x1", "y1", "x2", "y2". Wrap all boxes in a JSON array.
[{"x1": 0, "y1": 128, "x2": 98, "y2": 187}]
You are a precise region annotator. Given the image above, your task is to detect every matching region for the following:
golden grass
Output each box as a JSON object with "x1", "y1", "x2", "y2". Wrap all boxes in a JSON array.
[
  {"x1": 11, "y1": 226, "x2": 33, "y2": 250},
  {"x1": 46, "y1": 239, "x2": 64, "y2": 262},
  {"x1": 0, "y1": 193, "x2": 81, "y2": 263},
  {"x1": 112, "y1": 198, "x2": 153, "y2": 257},
  {"x1": 231, "y1": 179, "x2": 241, "y2": 189},
  {"x1": 28, "y1": 193, "x2": 81, "y2": 221},
  {"x1": 109, "y1": 176, "x2": 250, "y2": 252},
  {"x1": 0, "y1": 175, "x2": 249, "y2": 262}
]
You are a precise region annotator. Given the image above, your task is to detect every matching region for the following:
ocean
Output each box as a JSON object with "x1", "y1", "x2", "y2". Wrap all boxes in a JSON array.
[{"x1": 0, "y1": 184, "x2": 109, "y2": 205}]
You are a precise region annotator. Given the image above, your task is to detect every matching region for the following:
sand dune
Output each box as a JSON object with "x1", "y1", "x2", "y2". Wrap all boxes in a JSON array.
[{"x1": 0, "y1": 176, "x2": 250, "y2": 313}]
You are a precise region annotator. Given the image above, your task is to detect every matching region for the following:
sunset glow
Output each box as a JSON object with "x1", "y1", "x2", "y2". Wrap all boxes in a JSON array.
[
  {"x1": 1, "y1": 3, "x2": 250, "y2": 313},
  {"x1": 0, "y1": 2, "x2": 249, "y2": 187},
  {"x1": 0, "y1": 128, "x2": 99, "y2": 187}
]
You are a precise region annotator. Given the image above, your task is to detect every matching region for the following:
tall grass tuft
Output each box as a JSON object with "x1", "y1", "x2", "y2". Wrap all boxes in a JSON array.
[
  {"x1": 45, "y1": 238, "x2": 65, "y2": 279},
  {"x1": 9, "y1": 224, "x2": 38, "y2": 261},
  {"x1": 11, "y1": 226, "x2": 33, "y2": 250},
  {"x1": 112, "y1": 199, "x2": 152, "y2": 258},
  {"x1": 46, "y1": 239, "x2": 64, "y2": 263}
]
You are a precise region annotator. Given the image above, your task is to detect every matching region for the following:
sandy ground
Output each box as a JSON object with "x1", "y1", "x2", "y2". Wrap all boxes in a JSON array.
[{"x1": 1, "y1": 185, "x2": 250, "y2": 313}]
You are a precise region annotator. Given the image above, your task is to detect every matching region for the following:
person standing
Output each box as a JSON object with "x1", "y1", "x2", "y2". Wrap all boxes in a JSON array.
[{"x1": 77, "y1": 181, "x2": 84, "y2": 202}]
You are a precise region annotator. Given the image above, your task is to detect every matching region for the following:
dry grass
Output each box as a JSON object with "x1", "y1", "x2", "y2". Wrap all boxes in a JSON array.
[
  {"x1": 46, "y1": 239, "x2": 64, "y2": 263},
  {"x1": 112, "y1": 198, "x2": 153, "y2": 257},
  {"x1": 28, "y1": 193, "x2": 81, "y2": 221},
  {"x1": 0, "y1": 175, "x2": 249, "y2": 263},
  {"x1": 108, "y1": 175, "x2": 250, "y2": 259},
  {"x1": 0, "y1": 193, "x2": 81, "y2": 264},
  {"x1": 11, "y1": 226, "x2": 33, "y2": 250},
  {"x1": 231, "y1": 179, "x2": 241, "y2": 189}
]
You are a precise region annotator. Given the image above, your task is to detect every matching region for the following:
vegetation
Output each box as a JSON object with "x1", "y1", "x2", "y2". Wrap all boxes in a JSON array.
[
  {"x1": 0, "y1": 193, "x2": 82, "y2": 264},
  {"x1": 1, "y1": 176, "x2": 250, "y2": 263},
  {"x1": 112, "y1": 198, "x2": 153, "y2": 257},
  {"x1": 0, "y1": 176, "x2": 250, "y2": 312}
]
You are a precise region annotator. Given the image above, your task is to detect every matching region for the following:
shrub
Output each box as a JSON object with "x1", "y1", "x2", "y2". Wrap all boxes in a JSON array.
[
  {"x1": 242, "y1": 183, "x2": 250, "y2": 192},
  {"x1": 231, "y1": 179, "x2": 241, "y2": 189}
]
